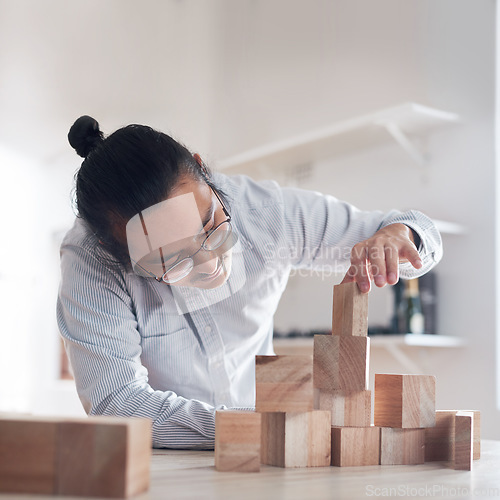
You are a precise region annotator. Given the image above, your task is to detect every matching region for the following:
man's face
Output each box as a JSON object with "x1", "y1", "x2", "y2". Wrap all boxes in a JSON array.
[{"x1": 127, "y1": 175, "x2": 233, "y2": 290}]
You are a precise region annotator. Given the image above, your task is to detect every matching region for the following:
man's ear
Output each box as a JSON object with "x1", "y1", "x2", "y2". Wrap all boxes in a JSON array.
[
  {"x1": 193, "y1": 153, "x2": 209, "y2": 176},
  {"x1": 193, "y1": 153, "x2": 202, "y2": 166}
]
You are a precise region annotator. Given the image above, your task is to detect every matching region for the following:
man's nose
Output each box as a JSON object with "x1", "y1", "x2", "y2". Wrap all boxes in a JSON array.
[{"x1": 194, "y1": 252, "x2": 219, "y2": 275}]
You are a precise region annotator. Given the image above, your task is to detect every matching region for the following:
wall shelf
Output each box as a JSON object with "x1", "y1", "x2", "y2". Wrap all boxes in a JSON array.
[
  {"x1": 369, "y1": 333, "x2": 465, "y2": 348},
  {"x1": 217, "y1": 102, "x2": 460, "y2": 173},
  {"x1": 432, "y1": 219, "x2": 467, "y2": 235}
]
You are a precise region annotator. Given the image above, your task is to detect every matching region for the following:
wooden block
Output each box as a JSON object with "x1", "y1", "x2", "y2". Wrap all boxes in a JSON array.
[
  {"x1": 0, "y1": 416, "x2": 59, "y2": 494},
  {"x1": 256, "y1": 355, "x2": 313, "y2": 412},
  {"x1": 454, "y1": 412, "x2": 473, "y2": 470},
  {"x1": 215, "y1": 411, "x2": 261, "y2": 472},
  {"x1": 425, "y1": 410, "x2": 456, "y2": 462},
  {"x1": 425, "y1": 410, "x2": 480, "y2": 462},
  {"x1": 374, "y1": 374, "x2": 436, "y2": 428},
  {"x1": 0, "y1": 415, "x2": 152, "y2": 498},
  {"x1": 380, "y1": 428, "x2": 425, "y2": 465},
  {"x1": 471, "y1": 410, "x2": 481, "y2": 459},
  {"x1": 313, "y1": 335, "x2": 369, "y2": 392},
  {"x1": 332, "y1": 282, "x2": 368, "y2": 336},
  {"x1": 331, "y1": 426, "x2": 381, "y2": 467},
  {"x1": 261, "y1": 411, "x2": 331, "y2": 467},
  {"x1": 57, "y1": 416, "x2": 152, "y2": 498},
  {"x1": 314, "y1": 388, "x2": 371, "y2": 427}
]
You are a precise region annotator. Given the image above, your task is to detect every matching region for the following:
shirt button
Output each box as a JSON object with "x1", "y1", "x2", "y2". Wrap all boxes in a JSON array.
[{"x1": 204, "y1": 325, "x2": 212, "y2": 334}]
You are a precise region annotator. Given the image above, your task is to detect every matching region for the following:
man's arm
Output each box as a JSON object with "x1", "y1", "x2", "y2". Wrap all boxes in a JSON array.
[
  {"x1": 57, "y1": 243, "x2": 221, "y2": 449},
  {"x1": 280, "y1": 186, "x2": 443, "y2": 290}
]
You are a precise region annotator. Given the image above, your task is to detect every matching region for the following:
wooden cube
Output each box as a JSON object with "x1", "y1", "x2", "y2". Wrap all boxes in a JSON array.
[
  {"x1": 261, "y1": 411, "x2": 331, "y2": 467},
  {"x1": 380, "y1": 428, "x2": 425, "y2": 465},
  {"x1": 0, "y1": 416, "x2": 59, "y2": 494},
  {"x1": 374, "y1": 374, "x2": 436, "y2": 428},
  {"x1": 215, "y1": 411, "x2": 261, "y2": 472},
  {"x1": 425, "y1": 410, "x2": 480, "y2": 463},
  {"x1": 332, "y1": 282, "x2": 368, "y2": 336},
  {"x1": 256, "y1": 355, "x2": 313, "y2": 412},
  {"x1": 454, "y1": 412, "x2": 474, "y2": 471},
  {"x1": 425, "y1": 410, "x2": 456, "y2": 462},
  {"x1": 331, "y1": 426, "x2": 381, "y2": 467},
  {"x1": 314, "y1": 389, "x2": 371, "y2": 427},
  {"x1": 57, "y1": 416, "x2": 152, "y2": 498},
  {"x1": 0, "y1": 415, "x2": 152, "y2": 498},
  {"x1": 313, "y1": 335, "x2": 370, "y2": 392}
]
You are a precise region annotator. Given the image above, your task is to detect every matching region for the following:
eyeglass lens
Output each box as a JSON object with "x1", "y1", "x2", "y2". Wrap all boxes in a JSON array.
[{"x1": 162, "y1": 221, "x2": 232, "y2": 283}]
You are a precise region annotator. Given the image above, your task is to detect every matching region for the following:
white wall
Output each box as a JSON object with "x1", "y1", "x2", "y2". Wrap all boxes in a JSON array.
[{"x1": 0, "y1": 0, "x2": 221, "y2": 415}]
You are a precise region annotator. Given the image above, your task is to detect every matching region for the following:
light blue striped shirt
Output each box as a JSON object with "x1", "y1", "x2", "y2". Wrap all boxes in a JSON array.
[{"x1": 57, "y1": 173, "x2": 442, "y2": 449}]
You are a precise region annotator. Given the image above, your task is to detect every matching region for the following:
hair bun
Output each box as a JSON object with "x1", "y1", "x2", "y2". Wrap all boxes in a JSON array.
[{"x1": 68, "y1": 116, "x2": 104, "y2": 158}]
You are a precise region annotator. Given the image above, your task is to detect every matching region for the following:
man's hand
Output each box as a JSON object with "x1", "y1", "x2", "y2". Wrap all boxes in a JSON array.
[{"x1": 341, "y1": 223, "x2": 422, "y2": 293}]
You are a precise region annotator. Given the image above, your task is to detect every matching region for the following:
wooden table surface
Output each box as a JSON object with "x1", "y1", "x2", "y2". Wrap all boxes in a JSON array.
[
  {"x1": 3, "y1": 441, "x2": 499, "y2": 499},
  {"x1": 144, "y1": 441, "x2": 500, "y2": 500}
]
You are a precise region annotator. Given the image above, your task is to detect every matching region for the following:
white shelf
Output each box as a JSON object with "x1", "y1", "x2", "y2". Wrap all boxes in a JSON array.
[
  {"x1": 217, "y1": 102, "x2": 460, "y2": 172},
  {"x1": 273, "y1": 333, "x2": 465, "y2": 352},
  {"x1": 432, "y1": 219, "x2": 467, "y2": 235},
  {"x1": 369, "y1": 334, "x2": 466, "y2": 348}
]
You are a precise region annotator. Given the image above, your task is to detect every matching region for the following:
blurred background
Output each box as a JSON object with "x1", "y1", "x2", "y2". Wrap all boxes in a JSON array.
[{"x1": 0, "y1": 0, "x2": 498, "y2": 439}]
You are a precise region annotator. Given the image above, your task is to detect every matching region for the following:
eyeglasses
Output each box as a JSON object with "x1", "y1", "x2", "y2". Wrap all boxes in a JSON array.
[{"x1": 134, "y1": 186, "x2": 232, "y2": 284}]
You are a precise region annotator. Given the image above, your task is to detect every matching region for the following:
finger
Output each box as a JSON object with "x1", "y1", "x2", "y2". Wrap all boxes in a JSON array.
[
  {"x1": 340, "y1": 267, "x2": 356, "y2": 284},
  {"x1": 385, "y1": 245, "x2": 399, "y2": 285},
  {"x1": 400, "y1": 244, "x2": 423, "y2": 270},
  {"x1": 349, "y1": 244, "x2": 371, "y2": 293},
  {"x1": 355, "y1": 259, "x2": 371, "y2": 293},
  {"x1": 368, "y1": 242, "x2": 387, "y2": 288}
]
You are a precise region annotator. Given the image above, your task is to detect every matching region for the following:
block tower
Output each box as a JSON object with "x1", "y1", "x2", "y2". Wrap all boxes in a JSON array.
[
  {"x1": 314, "y1": 282, "x2": 440, "y2": 466},
  {"x1": 215, "y1": 280, "x2": 481, "y2": 472},
  {"x1": 314, "y1": 282, "x2": 379, "y2": 466}
]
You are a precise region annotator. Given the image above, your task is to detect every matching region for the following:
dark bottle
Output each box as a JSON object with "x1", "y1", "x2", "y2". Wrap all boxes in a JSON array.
[{"x1": 401, "y1": 278, "x2": 425, "y2": 334}]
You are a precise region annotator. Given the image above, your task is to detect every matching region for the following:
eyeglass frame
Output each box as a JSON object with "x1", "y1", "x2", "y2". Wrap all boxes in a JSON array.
[{"x1": 132, "y1": 185, "x2": 232, "y2": 284}]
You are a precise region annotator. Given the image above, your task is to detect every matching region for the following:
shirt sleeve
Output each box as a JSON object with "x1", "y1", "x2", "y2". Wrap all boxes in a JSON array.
[
  {"x1": 280, "y1": 186, "x2": 443, "y2": 279},
  {"x1": 57, "y1": 243, "x2": 224, "y2": 450}
]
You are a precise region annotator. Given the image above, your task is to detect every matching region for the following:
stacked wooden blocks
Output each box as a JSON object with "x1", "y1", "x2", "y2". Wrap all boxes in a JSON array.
[
  {"x1": 255, "y1": 355, "x2": 331, "y2": 467},
  {"x1": 0, "y1": 415, "x2": 152, "y2": 497},
  {"x1": 374, "y1": 373, "x2": 436, "y2": 465},
  {"x1": 317, "y1": 282, "x2": 379, "y2": 466},
  {"x1": 214, "y1": 281, "x2": 481, "y2": 472}
]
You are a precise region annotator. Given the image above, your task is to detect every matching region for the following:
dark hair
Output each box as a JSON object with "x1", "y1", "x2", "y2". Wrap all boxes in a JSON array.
[{"x1": 68, "y1": 116, "x2": 221, "y2": 270}]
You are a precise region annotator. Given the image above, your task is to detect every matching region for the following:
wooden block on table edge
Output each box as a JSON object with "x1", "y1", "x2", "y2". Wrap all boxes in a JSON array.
[
  {"x1": 374, "y1": 374, "x2": 436, "y2": 429},
  {"x1": 215, "y1": 411, "x2": 261, "y2": 472},
  {"x1": 313, "y1": 335, "x2": 370, "y2": 392},
  {"x1": 261, "y1": 411, "x2": 331, "y2": 468},
  {"x1": 454, "y1": 412, "x2": 473, "y2": 471},
  {"x1": 332, "y1": 282, "x2": 369, "y2": 337},
  {"x1": 331, "y1": 426, "x2": 381, "y2": 467},
  {"x1": 0, "y1": 416, "x2": 59, "y2": 494},
  {"x1": 256, "y1": 355, "x2": 313, "y2": 412},
  {"x1": 425, "y1": 410, "x2": 480, "y2": 462},
  {"x1": 57, "y1": 416, "x2": 152, "y2": 498},
  {"x1": 314, "y1": 388, "x2": 371, "y2": 427},
  {"x1": 0, "y1": 415, "x2": 152, "y2": 498},
  {"x1": 380, "y1": 428, "x2": 425, "y2": 465}
]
